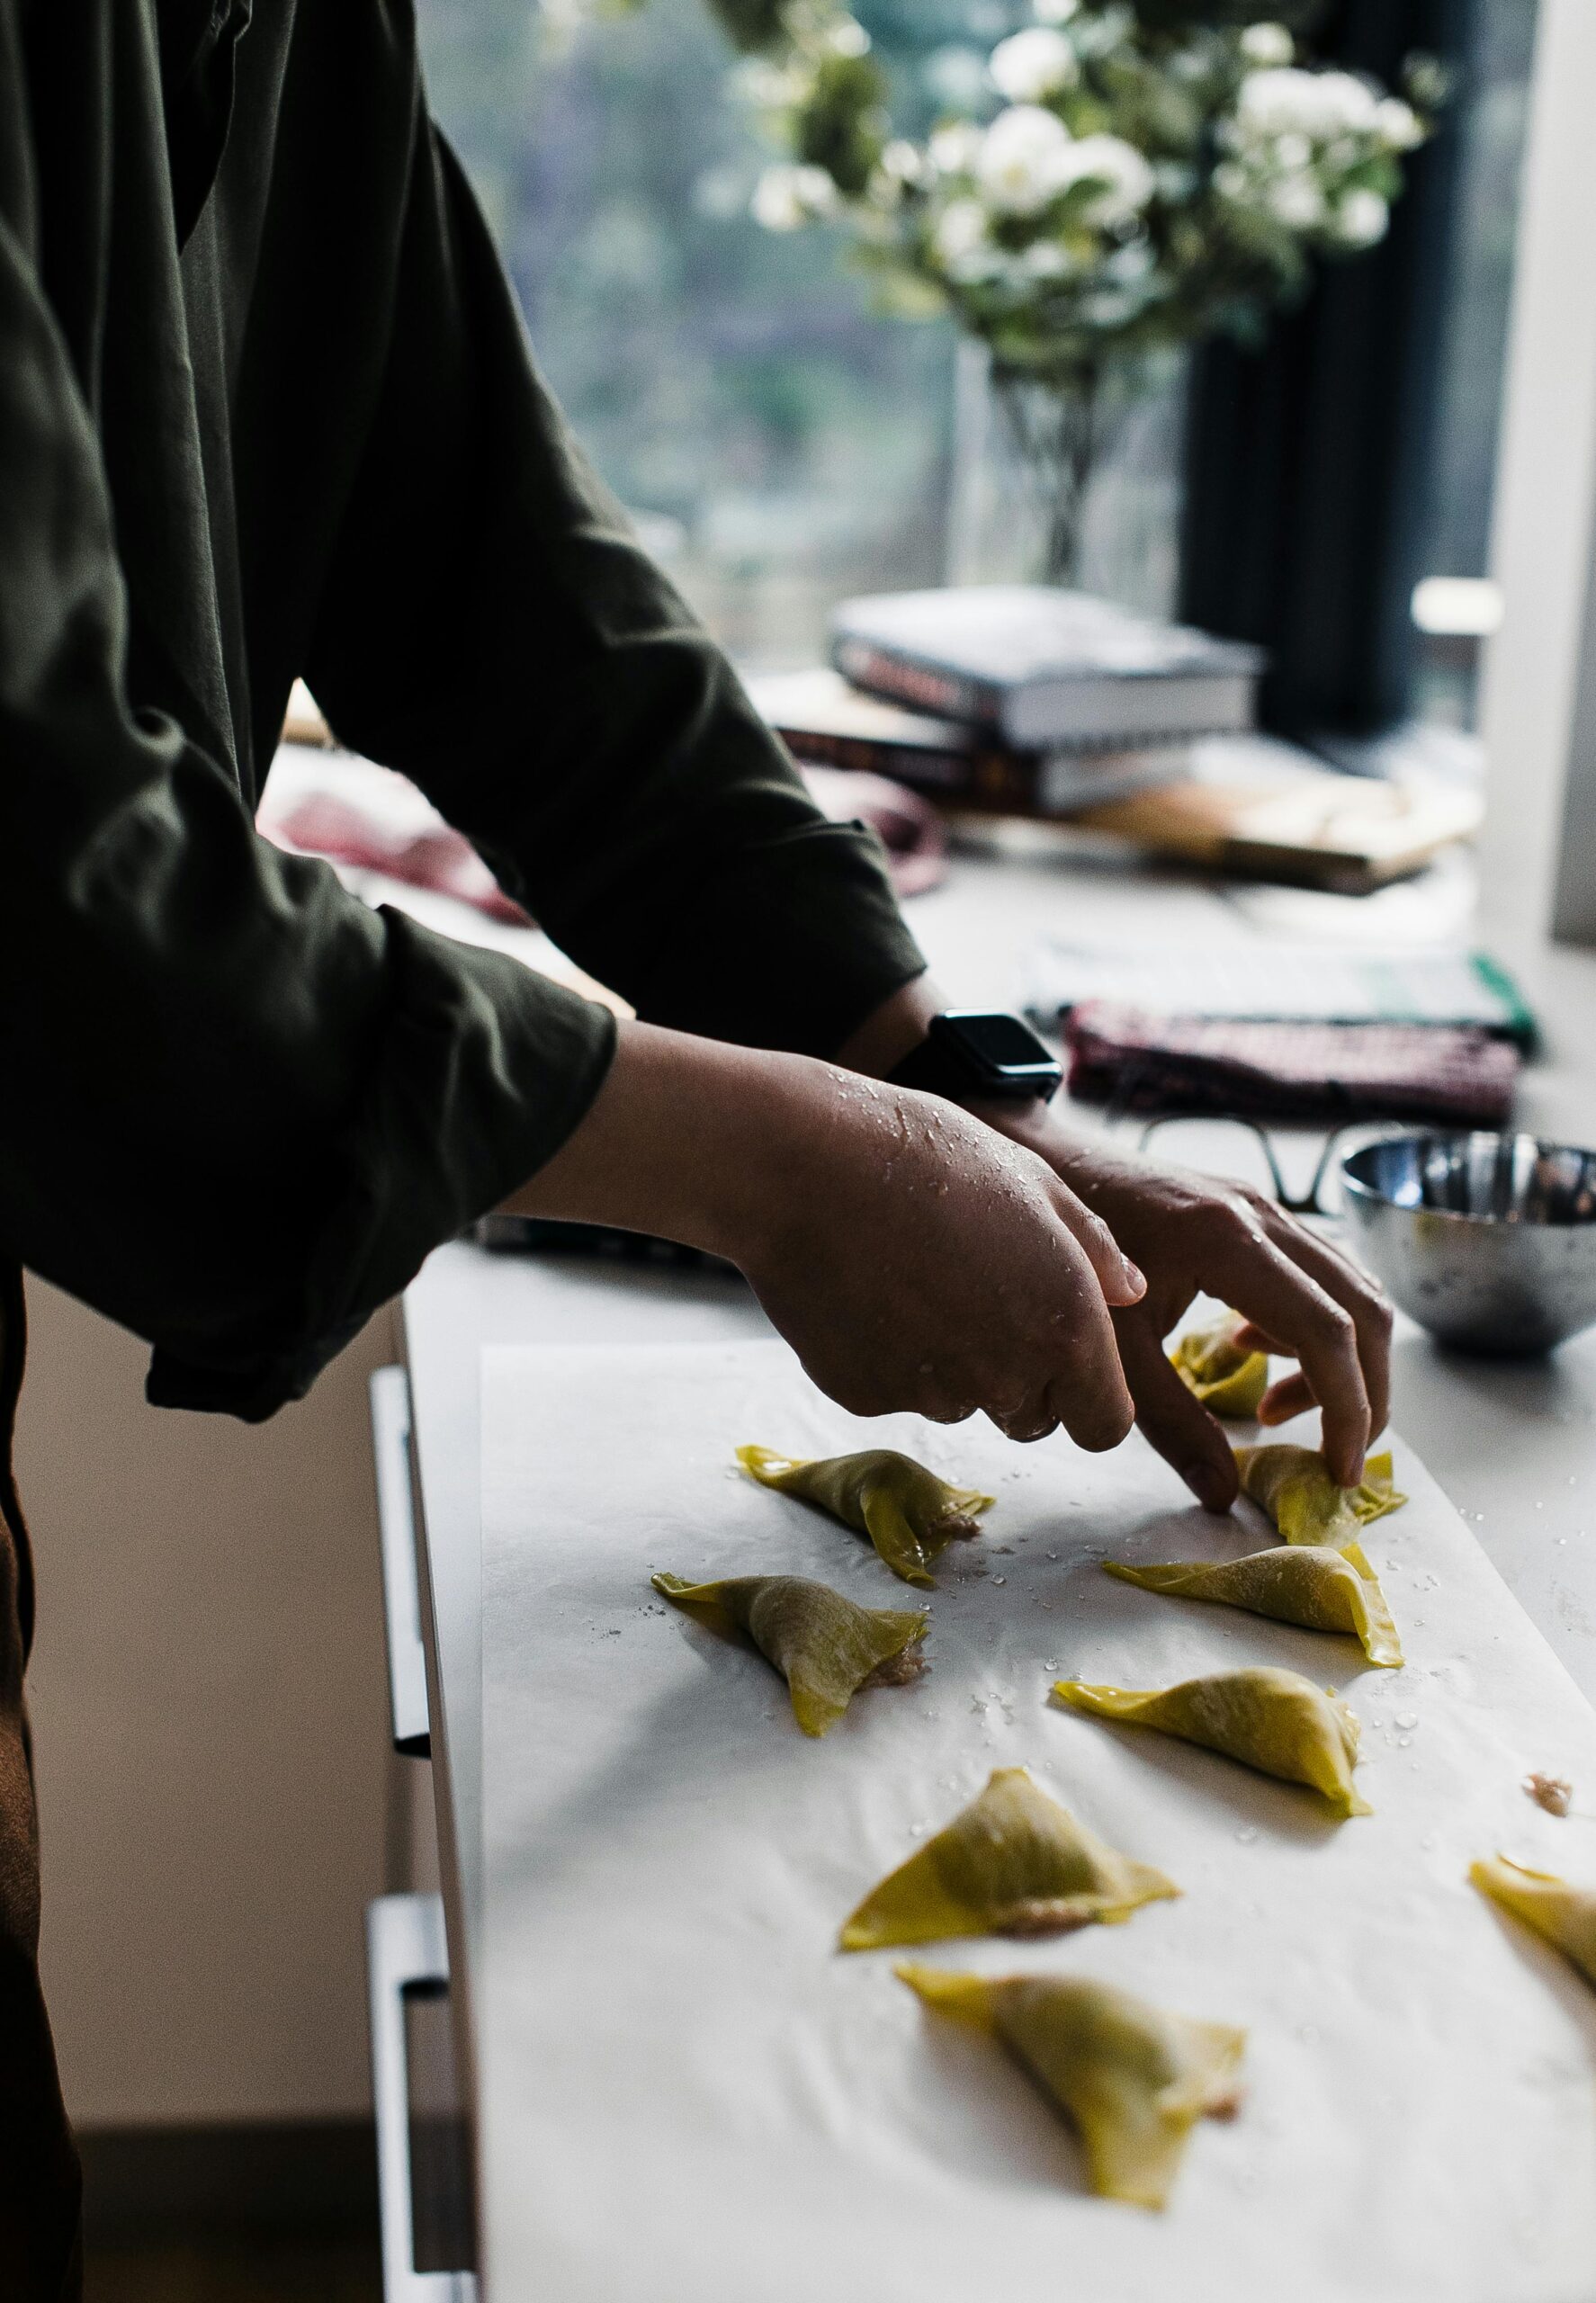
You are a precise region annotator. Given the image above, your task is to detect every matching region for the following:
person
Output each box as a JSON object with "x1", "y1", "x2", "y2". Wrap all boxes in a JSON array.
[{"x1": 0, "y1": 3, "x2": 1390, "y2": 2291}]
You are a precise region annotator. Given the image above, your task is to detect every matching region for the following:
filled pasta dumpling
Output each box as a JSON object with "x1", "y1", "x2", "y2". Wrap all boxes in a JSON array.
[
  {"x1": 1104, "y1": 1542, "x2": 1403, "y2": 1667},
  {"x1": 897, "y1": 1964, "x2": 1245, "y2": 2210},
  {"x1": 651, "y1": 1572, "x2": 927, "y2": 1737},
  {"x1": 1170, "y1": 1312, "x2": 1269, "y2": 1420},
  {"x1": 737, "y1": 1445, "x2": 993, "y2": 1588},
  {"x1": 1052, "y1": 1665, "x2": 1370, "y2": 1817},
  {"x1": 1234, "y1": 1443, "x2": 1406, "y2": 1551},
  {"x1": 840, "y1": 1766, "x2": 1179, "y2": 1950},
  {"x1": 1470, "y1": 1855, "x2": 1596, "y2": 1989}
]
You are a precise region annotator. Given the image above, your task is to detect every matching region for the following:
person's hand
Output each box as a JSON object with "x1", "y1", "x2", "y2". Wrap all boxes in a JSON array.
[
  {"x1": 975, "y1": 1116, "x2": 1393, "y2": 1510},
  {"x1": 503, "y1": 1019, "x2": 1147, "y2": 1448}
]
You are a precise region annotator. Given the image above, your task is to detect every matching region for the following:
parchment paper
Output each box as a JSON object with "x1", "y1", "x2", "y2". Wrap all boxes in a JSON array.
[{"x1": 480, "y1": 1340, "x2": 1596, "y2": 2303}]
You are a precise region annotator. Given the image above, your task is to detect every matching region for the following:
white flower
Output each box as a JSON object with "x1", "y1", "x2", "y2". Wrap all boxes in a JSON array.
[
  {"x1": 1334, "y1": 187, "x2": 1390, "y2": 246},
  {"x1": 1236, "y1": 66, "x2": 1375, "y2": 144},
  {"x1": 928, "y1": 121, "x2": 984, "y2": 179},
  {"x1": 1032, "y1": 0, "x2": 1080, "y2": 22},
  {"x1": 1234, "y1": 67, "x2": 1317, "y2": 141},
  {"x1": 1266, "y1": 172, "x2": 1325, "y2": 229},
  {"x1": 751, "y1": 164, "x2": 838, "y2": 231},
  {"x1": 990, "y1": 26, "x2": 1078, "y2": 104},
  {"x1": 867, "y1": 141, "x2": 926, "y2": 209},
  {"x1": 932, "y1": 196, "x2": 993, "y2": 273},
  {"x1": 1240, "y1": 22, "x2": 1294, "y2": 67},
  {"x1": 824, "y1": 17, "x2": 872, "y2": 58},
  {"x1": 1020, "y1": 237, "x2": 1074, "y2": 281},
  {"x1": 1314, "y1": 70, "x2": 1381, "y2": 135},
  {"x1": 975, "y1": 104, "x2": 1076, "y2": 214},
  {"x1": 1078, "y1": 285, "x2": 1141, "y2": 327},
  {"x1": 1273, "y1": 130, "x2": 1312, "y2": 171},
  {"x1": 1061, "y1": 132, "x2": 1157, "y2": 226},
  {"x1": 878, "y1": 139, "x2": 926, "y2": 186},
  {"x1": 730, "y1": 56, "x2": 805, "y2": 111},
  {"x1": 1212, "y1": 158, "x2": 1249, "y2": 202},
  {"x1": 1376, "y1": 95, "x2": 1424, "y2": 151}
]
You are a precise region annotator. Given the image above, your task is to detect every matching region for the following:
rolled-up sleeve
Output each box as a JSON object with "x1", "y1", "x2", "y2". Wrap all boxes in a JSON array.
[
  {"x1": 0, "y1": 94, "x2": 616, "y2": 1420},
  {"x1": 301, "y1": 75, "x2": 927, "y2": 1062}
]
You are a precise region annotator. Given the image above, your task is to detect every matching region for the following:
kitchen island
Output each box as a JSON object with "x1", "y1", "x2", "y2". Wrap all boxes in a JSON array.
[{"x1": 387, "y1": 840, "x2": 1596, "y2": 2294}]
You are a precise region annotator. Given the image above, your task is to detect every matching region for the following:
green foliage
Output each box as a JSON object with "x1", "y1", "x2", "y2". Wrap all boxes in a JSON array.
[
  {"x1": 704, "y1": 0, "x2": 791, "y2": 50},
  {"x1": 796, "y1": 49, "x2": 891, "y2": 192}
]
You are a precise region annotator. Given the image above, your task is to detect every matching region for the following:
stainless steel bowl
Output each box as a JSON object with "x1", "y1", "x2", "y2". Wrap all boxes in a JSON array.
[{"x1": 1340, "y1": 1132, "x2": 1596, "y2": 1356}]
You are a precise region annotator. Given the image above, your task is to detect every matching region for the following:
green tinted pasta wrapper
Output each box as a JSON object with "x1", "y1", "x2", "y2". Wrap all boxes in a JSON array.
[
  {"x1": 1105, "y1": 1542, "x2": 1403, "y2": 1667},
  {"x1": 737, "y1": 1445, "x2": 993, "y2": 1587},
  {"x1": 1170, "y1": 1313, "x2": 1269, "y2": 1419},
  {"x1": 1052, "y1": 1665, "x2": 1371, "y2": 1817},
  {"x1": 896, "y1": 1964, "x2": 1245, "y2": 2211},
  {"x1": 839, "y1": 1766, "x2": 1179, "y2": 1951},
  {"x1": 1470, "y1": 1855, "x2": 1596, "y2": 1989},
  {"x1": 1234, "y1": 1443, "x2": 1406, "y2": 1550},
  {"x1": 651, "y1": 1572, "x2": 927, "y2": 1737}
]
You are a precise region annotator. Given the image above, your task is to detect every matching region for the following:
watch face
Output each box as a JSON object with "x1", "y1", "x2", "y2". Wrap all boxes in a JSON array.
[
  {"x1": 940, "y1": 1011, "x2": 1054, "y2": 1071},
  {"x1": 893, "y1": 1012, "x2": 1062, "y2": 1102}
]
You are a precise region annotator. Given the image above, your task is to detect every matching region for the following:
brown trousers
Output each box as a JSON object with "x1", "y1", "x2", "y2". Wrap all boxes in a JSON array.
[{"x1": 0, "y1": 1264, "x2": 83, "y2": 2299}]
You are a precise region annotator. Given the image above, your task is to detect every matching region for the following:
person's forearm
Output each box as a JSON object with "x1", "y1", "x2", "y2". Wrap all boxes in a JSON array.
[
  {"x1": 831, "y1": 971, "x2": 940, "y2": 1079},
  {"x1": 499, "y1": 1017, "x2": 811, "y2": 1259},
  {"x1": 495, "y1": 1008, "x2": 1142, "y2": 1451}
]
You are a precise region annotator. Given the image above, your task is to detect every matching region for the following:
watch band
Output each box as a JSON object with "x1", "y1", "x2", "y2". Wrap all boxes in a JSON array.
[{"x1": 886, "y1": 1011, "x2": 1063, "y2": 1105}]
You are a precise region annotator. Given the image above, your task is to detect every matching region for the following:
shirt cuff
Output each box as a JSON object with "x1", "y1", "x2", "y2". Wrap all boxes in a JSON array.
[
  {"x1": 147, "y1": 910, "x2": 618, "y2": 1419},
  {"x1": 627, "y1": 816, "x2": 928, "y2": 1059}
]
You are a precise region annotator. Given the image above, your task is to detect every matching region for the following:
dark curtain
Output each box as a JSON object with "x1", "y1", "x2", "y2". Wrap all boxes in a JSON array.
[{"x1": 1177, "y1": 0, "x2": 1476, "y2": 744}]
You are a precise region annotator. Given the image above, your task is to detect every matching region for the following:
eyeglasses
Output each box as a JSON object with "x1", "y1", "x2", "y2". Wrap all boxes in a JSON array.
[{"x1": 1107, "y1": 1109, "x2": 1373, "y2": 1221}]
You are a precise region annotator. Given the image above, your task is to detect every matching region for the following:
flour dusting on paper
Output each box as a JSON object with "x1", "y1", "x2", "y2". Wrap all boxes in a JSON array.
[{"x1": 480, "y1": 1340, "x2": 1596, "y2": 2303}]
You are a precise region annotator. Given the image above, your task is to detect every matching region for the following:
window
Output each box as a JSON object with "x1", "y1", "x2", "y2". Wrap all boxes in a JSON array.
[
  {"x1": 415, "y1": 0, "x2": 961, "y2": 667},
  {"x1": 1410, "y1": 0, "x2": 1539, "y2": 731},
  {"x1": 416, "y1": 0, "x2": 1536, "y2": 722}
]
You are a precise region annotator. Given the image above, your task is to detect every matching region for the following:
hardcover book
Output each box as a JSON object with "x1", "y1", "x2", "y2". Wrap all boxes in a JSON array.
[
  {"x1": 744, "y1": 665, "x2": 1190, "y2": 817},
  {"x1": 828, "y1": 585, "x2": 1263, "y2": 750}
]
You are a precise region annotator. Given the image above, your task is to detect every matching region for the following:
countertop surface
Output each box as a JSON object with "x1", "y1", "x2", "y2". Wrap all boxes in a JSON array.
[{"x1": 401, "y1": 838, "x2": 1596, "y2": 1984}]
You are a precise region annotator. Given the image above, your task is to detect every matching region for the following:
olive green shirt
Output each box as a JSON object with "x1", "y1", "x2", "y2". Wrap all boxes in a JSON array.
[{"x1": 0, "y1": 0, "x2": 924, "y2": 1419}]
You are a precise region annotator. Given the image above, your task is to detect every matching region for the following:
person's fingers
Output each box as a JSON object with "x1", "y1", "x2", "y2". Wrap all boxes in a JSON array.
[
  {"x1": 1205, "y1": 1230, "x2": 1372, "y2": 1487},
  {"x1": 989, "y1": 1397, "x2": 1061, "y2": 1444},
  {"x1": 1257, "y1": 1370, "x2": 1315, "y2": 1424},
  {"x1": 1045, "y1": 1172, "x2": 1146, "y2": 1309},
  {"x1": 1114, "y1": 1312, "x2": 1238, "y2": 1510},
  {"x1": 1036, "y1": 1276, "x2": 1137, "y2": 1452},
  {"x1": 1255, "y1": 1208, "x2": 1394, "y2": 1440}
]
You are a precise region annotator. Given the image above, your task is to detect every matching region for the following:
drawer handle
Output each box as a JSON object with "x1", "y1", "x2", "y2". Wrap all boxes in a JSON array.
[
  {"x1": 366, "y1": 1894, "x2": 475, "y2": 2301},
  {"x1": 371, "y1": 1366, "x2": 431, "y2": 1757}
]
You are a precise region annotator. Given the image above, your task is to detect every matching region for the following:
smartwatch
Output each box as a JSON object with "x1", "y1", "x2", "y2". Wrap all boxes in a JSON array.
[{"x1": 886, "y1": 1010, "x2": 1063, "y2": 1106}]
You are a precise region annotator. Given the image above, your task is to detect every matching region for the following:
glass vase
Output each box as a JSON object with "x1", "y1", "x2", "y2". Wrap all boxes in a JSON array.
[{"x1": 944, "y1": 339, "x2": 1186, "y2": 612}]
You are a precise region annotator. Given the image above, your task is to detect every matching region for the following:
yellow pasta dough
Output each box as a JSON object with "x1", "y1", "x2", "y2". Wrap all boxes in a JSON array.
[
  {"x1": 1104, "y1": 1542, "x2": 1403, "y2": 1667},
  {"x1": 651, "y1": 1572, "x2": 927, "y2": 1737},
  {"x1": 1052, "y1": 1665, "x2": 1370, "y2": 1817},
  {"x1": 896, "y1": 1964, "x2": 1245, "y2": 2210},
  {"x1": 839, "y1": 1766, "x2": 1179, "y2": 1950},
  {"x1": 1234, "y1": 1442, "x2": 1406, "y2": 1550},
  {"x1": 737, "y1": 1444, "x2": 993, "y2": 1588},
  {"x1": 1170, "y1": 1312, "x2": 1269, "y2": 1419},
  {"x1": 1470, "y1": 1855, "x2": 1596, "y2": 1988}
]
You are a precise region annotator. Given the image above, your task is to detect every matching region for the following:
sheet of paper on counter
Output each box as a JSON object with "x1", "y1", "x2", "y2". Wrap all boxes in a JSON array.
[{"x1": 480, "y1": 1340, "x2": 1596, "y2": 2303}]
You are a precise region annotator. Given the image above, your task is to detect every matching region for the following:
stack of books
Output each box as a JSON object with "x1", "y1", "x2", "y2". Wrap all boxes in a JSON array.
[
  {"x1": 748, "y1": 586, "x2": 1483, "y2": 891},
  {"x1": 747, "y1": 585, "x2": 1262, "y2": 820}
]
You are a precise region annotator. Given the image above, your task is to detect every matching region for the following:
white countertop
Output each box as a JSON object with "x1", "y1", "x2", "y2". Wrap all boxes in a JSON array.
[{"x1": 401, "y1": 837, "x2": 1596, "y2": 2000}]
